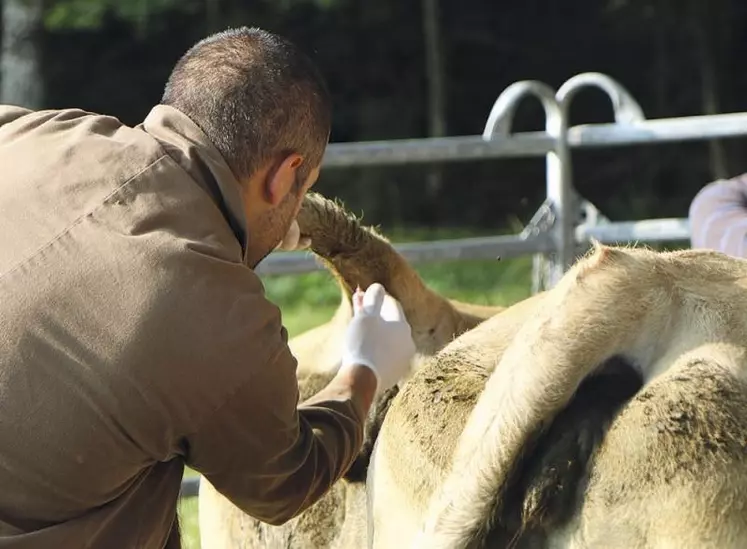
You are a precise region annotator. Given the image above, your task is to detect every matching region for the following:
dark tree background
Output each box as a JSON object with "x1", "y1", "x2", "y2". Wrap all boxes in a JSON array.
[{"x1": 4, "y1": 0, "x2": 747, "y2": 234}]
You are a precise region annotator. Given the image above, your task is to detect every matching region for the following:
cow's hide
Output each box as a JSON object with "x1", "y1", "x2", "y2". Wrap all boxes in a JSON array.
[{"x1": 372, "y1": 243, "x2": 747, "y2": 549}]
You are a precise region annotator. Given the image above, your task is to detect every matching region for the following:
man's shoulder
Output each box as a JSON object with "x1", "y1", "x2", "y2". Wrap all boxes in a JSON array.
[
  {"x1": 0, "y1": 105, "x2": 167, "y2": 179},
  {"x1": 0, "y1": 105, "x2": 136, "y2": 135}
]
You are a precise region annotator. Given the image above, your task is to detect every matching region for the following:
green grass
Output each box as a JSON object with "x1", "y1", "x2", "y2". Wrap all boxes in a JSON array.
[
  {"x1": 178, "y1": 495, "x2": 201, "y2": 548},
  {"x1": 178, "y1": 237, "x2": 535, "y2": 548}
]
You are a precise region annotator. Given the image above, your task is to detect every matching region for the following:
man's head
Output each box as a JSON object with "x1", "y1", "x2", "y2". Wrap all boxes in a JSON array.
[{"x1": 161, "y1": 26, "x2": 331, "y2": 267}]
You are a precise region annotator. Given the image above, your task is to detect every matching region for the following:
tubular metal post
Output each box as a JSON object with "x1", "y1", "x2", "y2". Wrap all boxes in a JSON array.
[
  {"x1": 481, "y1": 80, "x2": 566, "y2": 293},
  {"x1": 550, "y1": 73, "x2": 647, "y2": 285}
]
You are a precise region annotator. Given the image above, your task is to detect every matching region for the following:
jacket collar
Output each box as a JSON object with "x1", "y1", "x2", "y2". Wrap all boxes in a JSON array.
[{"x1": 140, "y1": 104, "x2": 249, "y2": 261}]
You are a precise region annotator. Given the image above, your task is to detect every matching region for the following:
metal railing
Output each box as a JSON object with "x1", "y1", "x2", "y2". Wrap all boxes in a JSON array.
[
  {"x1": 255, "y1": 72, "x2": 747, "y2": 288},
  {"x1": 180, "y1": 72, "x2": 747, "y2": 499}
]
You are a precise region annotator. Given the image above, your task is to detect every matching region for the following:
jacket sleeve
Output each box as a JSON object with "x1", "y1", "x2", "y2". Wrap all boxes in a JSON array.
[
  {"x1": 689, "y1": 174, "x2": 747, "y2": 258},
  {"x1": 181, "y1": 287, "x2": 365, "y2": 526}
]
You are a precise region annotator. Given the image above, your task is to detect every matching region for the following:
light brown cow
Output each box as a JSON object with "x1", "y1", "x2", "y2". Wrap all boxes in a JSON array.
[
  {"x1": 197, "y1": 192, "x2": 506, "y2": 548},
  {"x1": 370, "y1": 243, "x2": 747, "y2": 549}
]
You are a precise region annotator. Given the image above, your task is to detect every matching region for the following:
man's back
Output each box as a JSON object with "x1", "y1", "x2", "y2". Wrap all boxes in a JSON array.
[
  {"x1": 0, "y1": 105, "x2": 256, "y2": 548},
  {"x1": 0, "y1": 107, "x2": 162, "y2": 274}
]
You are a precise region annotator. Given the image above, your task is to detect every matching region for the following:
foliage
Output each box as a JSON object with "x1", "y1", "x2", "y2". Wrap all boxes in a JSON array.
[
  {"x1": 43, "y1": 0, "x2": 339, "y2": 31},
  {"x1": 35, "y1": 0, "x2": 747, "y2": 230},
  {"x1": 44, "y1": 0, "x2": 202, "y2": 30}
]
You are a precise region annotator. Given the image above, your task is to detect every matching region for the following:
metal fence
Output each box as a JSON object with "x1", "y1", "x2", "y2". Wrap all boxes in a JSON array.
[
  {"x1": 179, "y1": 72, "x2": 747, "y2": 499},
  {"x1": 255, "y1": 71, "x2": 747, "y2": 289}
]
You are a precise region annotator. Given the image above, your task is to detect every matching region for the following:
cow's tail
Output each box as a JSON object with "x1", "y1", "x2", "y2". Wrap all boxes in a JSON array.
[{"x1": 295, "y1": 192, "x2": 457, "y2": 335}]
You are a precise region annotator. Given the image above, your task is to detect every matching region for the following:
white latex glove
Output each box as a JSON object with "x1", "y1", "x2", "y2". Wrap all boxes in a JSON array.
[
  {"x1": 274, "y1": 219, "x2": 312, "y2": 251},
  {"x1": 340, "y1": 283, "x2": 417, "y2": 393}
]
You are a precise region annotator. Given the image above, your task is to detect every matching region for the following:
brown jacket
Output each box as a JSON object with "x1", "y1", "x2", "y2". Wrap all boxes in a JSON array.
[{"x1": 0, "y1": 104, "x2": 363, "y2": 548}]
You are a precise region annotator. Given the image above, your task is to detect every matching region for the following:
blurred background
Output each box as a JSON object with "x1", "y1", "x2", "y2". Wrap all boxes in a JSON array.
[
  {"x1": 6, "y1": 0, "x2": 747, "y2": 545},
  {"x1": 7, "y1": 0, "x2": 747, "y2": 230}
]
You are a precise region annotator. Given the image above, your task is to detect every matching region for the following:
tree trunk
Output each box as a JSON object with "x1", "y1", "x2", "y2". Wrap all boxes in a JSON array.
[
  {"x1": 1, "y1": 0, "x2": 44, "y2": 109},
  {"x1": 423, "y1": 0, "x2": 446, "y2": 139},
  {"x1": 422, "y1": 0, "x2": 446, "y2": 213},
  {"x1": 690, "y1": 0, "x2": 730, "y2": 180},
  {"x1": 653, "y1": 9, "x2": 668, "y2": 116}
]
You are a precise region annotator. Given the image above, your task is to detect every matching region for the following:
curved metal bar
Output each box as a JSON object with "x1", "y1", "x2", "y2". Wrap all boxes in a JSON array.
[
  {"x1": 482, "y1": 80, "x2": 576, "y2": 290},
  {"x1": 482, "y1": 80, "x2": 562, "y2": 140},
  {"x1": 556, "y1": 72, "x2": 646, "y2": 124}
]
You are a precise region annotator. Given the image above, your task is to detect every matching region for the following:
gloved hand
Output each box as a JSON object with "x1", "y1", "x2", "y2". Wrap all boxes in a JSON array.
[
  {"x1": 340, "y1": 283, "x2": 417, "y2": 393},
  {"x1": 274, "y1": 219, "x2": 311, "y2": 251}
]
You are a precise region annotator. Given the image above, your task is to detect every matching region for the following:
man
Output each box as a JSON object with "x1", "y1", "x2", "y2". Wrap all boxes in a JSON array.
[
  {"x1": 689, "y1": 172, "x2": 747, "y2": 257},
  {"x1": 0, "y1": 27, "x2": 416, "y2": 548}
]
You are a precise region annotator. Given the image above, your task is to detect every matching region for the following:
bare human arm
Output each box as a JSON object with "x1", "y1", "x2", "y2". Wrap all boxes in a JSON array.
[{"x1": 303, "y1": 362, "x2": 378, "y2": 422}]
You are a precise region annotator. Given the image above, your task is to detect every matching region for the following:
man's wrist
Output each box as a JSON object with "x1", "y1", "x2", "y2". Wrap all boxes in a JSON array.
[
  {"x1": 339, "y1": 359, "x2": 380, "y2": 386},
  {"x1": 335, "y1": 363, "x2": 379, "y2": 417},
  {"x1": 301, "y1": 362, "x2": 379, "y2": 420}
]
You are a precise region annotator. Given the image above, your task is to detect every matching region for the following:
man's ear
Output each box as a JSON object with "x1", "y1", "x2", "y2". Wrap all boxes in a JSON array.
[{"x1": 262, "y1": 152, "x2": 304, "y2": 206}]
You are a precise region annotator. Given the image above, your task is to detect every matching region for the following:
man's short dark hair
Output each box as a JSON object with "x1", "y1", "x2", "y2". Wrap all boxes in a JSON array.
[{"x1": 162, "y1": 27, "x2": 332, "y2": 184}]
